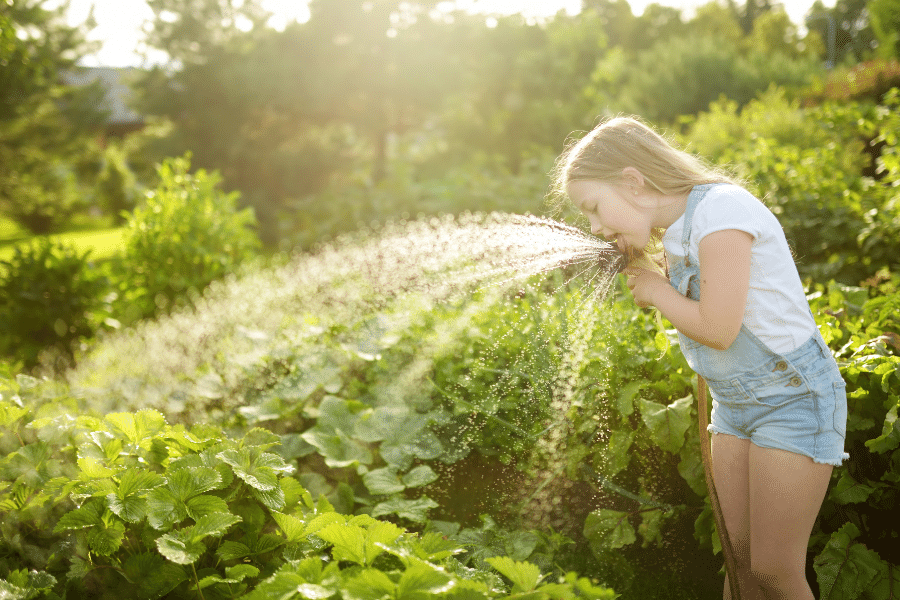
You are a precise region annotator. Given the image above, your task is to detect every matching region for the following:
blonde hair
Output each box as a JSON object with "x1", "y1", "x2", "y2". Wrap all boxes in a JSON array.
[{"x1": 549, "y1": 115, "x2": 739, "y2": 269}]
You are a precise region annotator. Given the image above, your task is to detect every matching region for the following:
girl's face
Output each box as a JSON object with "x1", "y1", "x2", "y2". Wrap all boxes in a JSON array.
[{"x1": 567, "y1": 179, "x2": 653, "y2": 256}]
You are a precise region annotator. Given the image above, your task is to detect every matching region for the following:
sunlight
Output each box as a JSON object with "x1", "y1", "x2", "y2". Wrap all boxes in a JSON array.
[{"x1": 262, "y1": 0, "x2": 312, "y2": 31}]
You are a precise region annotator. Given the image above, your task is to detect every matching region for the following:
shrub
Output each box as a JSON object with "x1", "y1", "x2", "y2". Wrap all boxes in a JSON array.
[
  {"x1": 804, "y1": 59, "x2": 900, "y2": 105},
  {"x1": 0, "y1": 238, "x2": 108, "y2": 371},
  {"x1": 0, "y1": 372, "x2": 617, "y2": 600},
  {"x1": 618, "y1": 35, "x2": 819, "y2": 123},
  {"x1": 113, "y1": 154, "x2": 260, "y2": 323}
]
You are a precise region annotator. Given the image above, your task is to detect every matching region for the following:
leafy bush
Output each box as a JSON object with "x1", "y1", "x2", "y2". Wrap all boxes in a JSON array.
[
  {"x1": 617, "y1": 35, "x2": 819, "y2": 123},
  {"x1": 0, "y1": 238, "x2": 108, "y2": 371},
  {"x1": 113, "y1": 154, "x2": 260, "y2": 323},
  {"x1": 805, "y1": 59, "x2": 900, "y2": 105},
  {"x1": 0, "y1": 372, "x2": 616, "y2": 600},
  {"x1": 685, "y1": 89, "x2": 900, "y2": 284}
]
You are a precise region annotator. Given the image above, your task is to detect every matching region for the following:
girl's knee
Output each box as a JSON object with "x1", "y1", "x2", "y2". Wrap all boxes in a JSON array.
[{"x1": 750, "y1": 560, "x2": 805, "y2": 591}]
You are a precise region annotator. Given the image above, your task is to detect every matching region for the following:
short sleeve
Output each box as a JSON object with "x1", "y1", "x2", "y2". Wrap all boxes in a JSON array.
[{"x1": 690, "y1": 186, "x2": 767, "y2": 251}]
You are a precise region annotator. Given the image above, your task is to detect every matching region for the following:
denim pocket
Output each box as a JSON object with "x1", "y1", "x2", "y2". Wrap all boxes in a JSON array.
[{"x1": 731, "y1": 370, "x2": 811, "y2": 408}]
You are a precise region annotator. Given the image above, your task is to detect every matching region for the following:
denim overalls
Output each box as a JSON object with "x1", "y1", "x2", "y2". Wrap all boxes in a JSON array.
[{"x1": 668, "y1": 184, "x2": 849, "y2": 465}]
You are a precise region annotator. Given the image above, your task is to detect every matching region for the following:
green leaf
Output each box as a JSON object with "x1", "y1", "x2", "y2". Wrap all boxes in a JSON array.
[
  {"x1": 217, "y1": 448, "x2": 282, "y2": 491},
  {"x1": 168, "y1": 466, "x2": 223, "y2": 500},
  {"x1": 584, "y1": 509, "x2": 636, "y2": 551},
  {"x1": 401, "y1": 465, "x2": 439, "y2": 488},
  {"x1": 865, "y1": 400, "x2": 900, "y2": 454},
  {"x1": 830, "y1": 471, "x2": 876, "y2": 505},
  {"x1": 364, "y1": 467, "x2": 406, "y2": 495},
  {"x1": 156, "y1": 532, "x2": 206, "y2": 565},
  {"x1": 640, "y1": 395, "x2": 692, "y2": 453},
  {"x1": 486, "y1": 556, "x2": 542, "y2": 593},
  {"x1": 504, "y1": 531, "x2": 539, "y2": 562},
  {"x1": 866, "y1": 560, "x2": 900, "y2": 600},
  {"x1": 271, "y1": 511, "x2": 307, "y2": 543},
  {"x1": 104, "y1": 410, "x2": 166, "y2": 444},
  {"x1": 190, "y1": 512, "x2": 242, "y2": 539},
  {"x1": 415, "y1": 532, "x2": 464, "y2": 561},
  {"x1": 77, "y1": 456, "x2": 116, "y2": 479},
  {"x1": 54, "y1": 500, "x2": 102, "y2": 533},
  {"x1": 147, "y1": 486, "x2": 188, "y2": 531},
  {"x1": 216, "y1": 541, "x2": 252, "y2": 561},
  {"x1": 0, "y1": 403, "x2": 29, "y2": 428},
  {"x1": 598, "y1": 429, "x2": 633, "y2": 478},
  {"x1": 185, "y1": 494, "x2": 230, "y2": 520},
  {"x1": 252, "y1": 484, "x2": 287, "y2": 510},
  {"x1": 371, "y1": 496, "x2": 439, "y2": 523},
  {"x1": 226, "y1": 564, "x2": 260, "y2": 581},
  {"x1": 638, "y1": 509, "x2": 665, "y2": 547},
  {"x1": 301, "y1": 429, "x2": 373, "y2": 468},
  {"x1": 814, "y1": 523, "x2": 882, "y2": 600},
  {"x1": 316, "y1": 522, "x2": 369, "y2": 565},
  {"x1": 87, "y1": 516, "x2": 126, "y2": 556},
  {"x1": 616, "y1": 381, "x2": 643, "y2": 418},
  {"x1": 342, "y1": 568, "x2": 396, "y2": 600},
  {"x1": 107, "y1": 470, "x2": 165, "y2": 522},
  {"x1": 317, "y1": 520, "x2": 404, "y2": 566},
  {"x1": 397, "y1": 562, "x2": 454, "y2": 598}
]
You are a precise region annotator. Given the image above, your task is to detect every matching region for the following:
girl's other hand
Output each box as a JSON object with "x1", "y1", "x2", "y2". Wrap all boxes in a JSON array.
[{"x1": 624, "y1": 267, "x2": 669, "y2": 308}]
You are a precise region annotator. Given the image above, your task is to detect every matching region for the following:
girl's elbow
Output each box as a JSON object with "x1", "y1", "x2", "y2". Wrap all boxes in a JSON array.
[{"x1": 709, "y1": 324, "x2": 741, "y2": 351}]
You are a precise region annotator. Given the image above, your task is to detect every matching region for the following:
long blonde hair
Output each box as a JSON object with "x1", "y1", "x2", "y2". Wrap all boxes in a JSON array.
[{"x1": 549, "y1": 115, "x2": 739, "y2": 269}]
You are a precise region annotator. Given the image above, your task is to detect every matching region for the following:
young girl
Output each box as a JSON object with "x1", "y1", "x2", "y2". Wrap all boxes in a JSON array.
[{"x1": 552, "y1": 116, "x2": 848, "y2": 600}]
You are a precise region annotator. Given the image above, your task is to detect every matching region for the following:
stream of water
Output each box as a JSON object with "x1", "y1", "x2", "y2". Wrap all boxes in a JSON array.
[{"x1": 68, "y1": 212, "x2": 627, "y2": 528}]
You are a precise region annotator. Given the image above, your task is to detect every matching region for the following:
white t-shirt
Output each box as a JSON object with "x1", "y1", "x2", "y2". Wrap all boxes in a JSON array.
[{"x1": 662, "y1": 184, "x2": 817, "y2": 354}]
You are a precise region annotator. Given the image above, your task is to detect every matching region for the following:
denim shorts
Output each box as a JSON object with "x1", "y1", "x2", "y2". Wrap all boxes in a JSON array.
[{"x1": 706, "y1": 333, "x2": 850, "y2": 466}]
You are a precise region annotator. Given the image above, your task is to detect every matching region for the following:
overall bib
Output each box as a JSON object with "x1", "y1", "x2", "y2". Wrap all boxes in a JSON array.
[{"x1": 667, "y1": 184, "x2": 849, "y2": 465}]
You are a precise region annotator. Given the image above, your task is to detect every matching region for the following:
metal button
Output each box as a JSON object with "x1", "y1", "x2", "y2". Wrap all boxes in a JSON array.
[
  {"x1": 774, "y1": 361, "x2": 788, "y2": 372},
  {"x1": 786, "y1": 376, "x2": 802, "y2": 387}
]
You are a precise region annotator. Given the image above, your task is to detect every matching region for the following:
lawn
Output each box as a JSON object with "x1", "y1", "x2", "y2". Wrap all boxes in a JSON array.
[{"x1": 0, "y1": 225, "x2": 126, "y2": 263}]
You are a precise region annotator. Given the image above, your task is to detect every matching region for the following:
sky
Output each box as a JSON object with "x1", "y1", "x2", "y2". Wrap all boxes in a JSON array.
[{"x1": 48, "y1": 0, "x2": 833, "y2": 68}]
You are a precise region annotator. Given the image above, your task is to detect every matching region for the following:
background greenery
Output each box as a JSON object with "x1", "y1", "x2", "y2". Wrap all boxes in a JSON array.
[{"x1": 2, "y1": 0, "x2": 900, "y2": 598}]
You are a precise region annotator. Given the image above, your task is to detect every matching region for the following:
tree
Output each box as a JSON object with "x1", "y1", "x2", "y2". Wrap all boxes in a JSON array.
[
  {"x1": 869, "y1": 0, "x2": 900, "y2": 57},
  {"x1": 0, "y1": 1, "x2": 105, "y2": 234},
  {"x1": 806, "y1": 0, "x2": 876, "y2": 63}
]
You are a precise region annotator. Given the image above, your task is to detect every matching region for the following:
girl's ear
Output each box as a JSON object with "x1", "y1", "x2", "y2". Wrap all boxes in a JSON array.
[{"x1": 621, "y1": 167, "x2": 645, "y2": 189}]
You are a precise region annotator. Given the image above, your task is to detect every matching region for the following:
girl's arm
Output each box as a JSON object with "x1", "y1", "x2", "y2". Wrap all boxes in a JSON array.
[{"x1": 626, "y1": 229, "x2": 753, "y2": 351}]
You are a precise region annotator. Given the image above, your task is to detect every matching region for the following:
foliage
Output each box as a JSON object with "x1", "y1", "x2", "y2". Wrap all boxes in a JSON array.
[
  {"x1": 0, "y1": 1, "x2": 105, "y2": 234},
  {"x1": 685, "y1": 89, "x2": 900, "y2": 283},
  {"x1": 869, "y1": 0, "x2": 900, "y2": 59},
  {"x1": 0, "y1": 370, "x2": 616, "y2": 599},
  {"x1": 95, "y1": 142, "x2": 138, "y2": 226},
  {"x1": 112, "y1": 154, "x2": 260, "y2": 323},
  {"x1": 805, "y1": 59, "x2": 900, "y2": 104},
  {"x1": 0, "y1": 238, "x2": 109, "y2": 371},
  {"x1": 612, "y1": 34, "x2": 819, "y2": 123}
]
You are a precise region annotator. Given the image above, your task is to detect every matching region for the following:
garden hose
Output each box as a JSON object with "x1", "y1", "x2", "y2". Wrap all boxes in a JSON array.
[{"x1": 698, "y1": 375, "x2": 742, "y2": 600}]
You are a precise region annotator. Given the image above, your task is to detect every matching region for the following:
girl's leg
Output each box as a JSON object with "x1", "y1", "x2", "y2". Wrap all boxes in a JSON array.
[
  {"x1": 748, "y1": 444, "x2": 833, "y2": 600},
  {"x1": 710, "y1": 433, "x2": 762, "y2": 600}
]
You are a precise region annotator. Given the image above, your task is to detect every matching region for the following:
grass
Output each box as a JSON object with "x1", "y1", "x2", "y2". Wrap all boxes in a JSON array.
[{"x1": 0, "y1": 214, "x2": 126, "y2": 263}]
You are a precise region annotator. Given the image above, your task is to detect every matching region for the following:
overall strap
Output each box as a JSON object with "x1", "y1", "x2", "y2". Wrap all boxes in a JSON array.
[{"x1": 680, "y1": 184, "x2": 719, "y2": 267}]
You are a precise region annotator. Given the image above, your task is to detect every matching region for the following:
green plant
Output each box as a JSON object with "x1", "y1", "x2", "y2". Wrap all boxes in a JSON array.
[
  {"x1": 0, "y1": 238, "x2": 108, "y2": 371},
  {"x1": 0, "y1": 371, "x2": 617, "y2": 599},
  {"x1": 113, "y1": 153, "x2": 260, "y2": 323}
]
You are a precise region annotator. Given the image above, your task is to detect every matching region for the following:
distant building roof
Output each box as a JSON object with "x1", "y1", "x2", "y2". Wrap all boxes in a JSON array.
[{"x1": 62, "y1": 66, "x2": 144, "y2": 126}]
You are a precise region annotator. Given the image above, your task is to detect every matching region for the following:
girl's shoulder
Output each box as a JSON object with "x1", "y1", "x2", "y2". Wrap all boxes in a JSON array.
[{"x1": 692, "y1": 184, "x2": 783, "y2": 244}]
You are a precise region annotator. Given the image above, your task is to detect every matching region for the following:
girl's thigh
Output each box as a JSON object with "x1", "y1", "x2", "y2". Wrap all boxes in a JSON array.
[
  {"x1": 748, "y1": 444, "x2": 833, "y2": 572},
  {"x1": 710, "y1": 432, "x2": 752, "y2": 561}
]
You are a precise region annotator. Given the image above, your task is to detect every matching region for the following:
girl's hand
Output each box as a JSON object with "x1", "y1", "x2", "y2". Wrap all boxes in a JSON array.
[{"x1": 624, "y1": 267, "x2": 669, "y2": 308}]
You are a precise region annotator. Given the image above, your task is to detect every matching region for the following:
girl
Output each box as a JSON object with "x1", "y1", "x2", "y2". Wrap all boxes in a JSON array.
[{"x1": 551, "y1": 116, "x2": 848, "y2": 600}]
